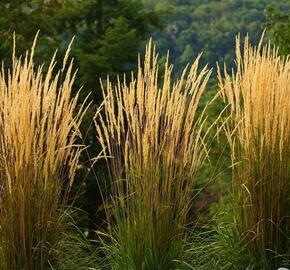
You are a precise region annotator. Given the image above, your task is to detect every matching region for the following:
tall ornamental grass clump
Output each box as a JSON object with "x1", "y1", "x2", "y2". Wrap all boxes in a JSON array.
[
  {"x1": 218, "y1": 35, "x2": 290, "y2": 268},
  {"x1": 95, "y1": 41, "x2": 212, "y2": 269},
  {"x1": 0, "y1": 36, "x2": 87, "y2": 270}
]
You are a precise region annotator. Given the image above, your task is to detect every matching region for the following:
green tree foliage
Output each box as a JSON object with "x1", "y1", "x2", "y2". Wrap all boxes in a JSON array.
[
  {"x1": 143, "y1": 0, "x2": 289, "y2": 74},
  {"x1": 265, "y1": 6, "x2": 290, "y2": 55},
  {"x1": 68, "y1": 0, "x2": 160, "y2": 101},
  {"x1": 0, "y1": 0, "x2": 64, "y2": 64},
  {"x1": 0, "y1": 0, "x2": 160, "y2": 100}
]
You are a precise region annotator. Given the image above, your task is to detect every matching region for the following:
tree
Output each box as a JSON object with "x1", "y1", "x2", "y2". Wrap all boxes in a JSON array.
[
  {"x1": 265, "y1": 6, "x2": 290, "y2": 55},
  {"x1": 143, "y1": 0, "x2": 289, "y2": 75},
  {"x1": 0, "y1": 0, "x2": 65, "y2": 64}
]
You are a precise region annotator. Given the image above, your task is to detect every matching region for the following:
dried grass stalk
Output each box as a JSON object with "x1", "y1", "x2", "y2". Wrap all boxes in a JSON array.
[
  {"x1": 0, "y1": 35, "x2": 87, "y2": 270},
  {"x1": 218, "y1": 34, "x2": 290, "y2": 267},
  {"x1": 95, "y1": 40, "x2": 212, "y2": 268}
]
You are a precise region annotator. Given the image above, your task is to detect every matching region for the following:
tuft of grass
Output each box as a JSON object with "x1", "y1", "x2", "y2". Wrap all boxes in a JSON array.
[
  {"x1": 0, "y1": 34, "x2": 88, "y2": 270},
  {"x1": 95, "y1": 40, "x2": 213, "y2": 269},
  {"x1": 185, "y1": 198, "x2": 264, "y2": 270},
  {"x1": 217, "y1": 34, "x2": 290, "y2": 269},
  {"x1": 51, "y1": 208, "x2": 101, "y2": 270}
]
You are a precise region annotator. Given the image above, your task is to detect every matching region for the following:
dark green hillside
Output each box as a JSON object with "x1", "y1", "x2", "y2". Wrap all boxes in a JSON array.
[{"x1": 143, "y1": 0, "x2": 290, "y2": 73}]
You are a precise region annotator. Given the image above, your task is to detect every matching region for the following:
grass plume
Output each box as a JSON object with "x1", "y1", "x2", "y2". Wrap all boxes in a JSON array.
[
  {"x1": 95, "y1": 40, "x2": 212, "y2": 269},
  {"x1": 0, "y1": 35, "x2": 87, "y2": 270},
  {"x1": 218, "y1": 34, "x2": 290, "y2": 268}
]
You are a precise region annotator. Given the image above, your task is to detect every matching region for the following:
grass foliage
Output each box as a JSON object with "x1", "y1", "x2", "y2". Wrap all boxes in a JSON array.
[
  {"x1": 95, "y1": 41, "x2": 213, "y2": 269},
  {"x1": 0, "y1": 35, "x2": 87, "y2": 269},
  {"x1": 217, "y1": 34, "x2": 290, "y2": 269},
  {"x1": 0, "y1": 32, "x2": 289, "y2": 270}
]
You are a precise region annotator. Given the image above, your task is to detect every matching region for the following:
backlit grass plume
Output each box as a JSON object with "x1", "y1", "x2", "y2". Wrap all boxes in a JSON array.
[
  {"x1": 95, "y1": 41, "x2": 212, "y2": 269},
  {"x1": 218, "y1": 35, "x2": 290, "y2": 268},
  {"x1": 0, "y1": 35, "x2": 87, "y2": 270}
]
